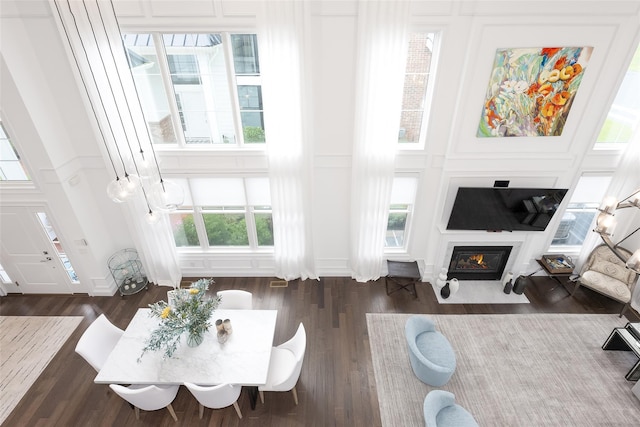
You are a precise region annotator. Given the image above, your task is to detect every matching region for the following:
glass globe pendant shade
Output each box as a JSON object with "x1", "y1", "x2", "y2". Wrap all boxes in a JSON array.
[
  {"x1": 144, "y1": 209, "x2": 161, "y2": 225},
  {"x1": 149, "y1": 180, "x2": 184, "y2": 212},
  {"x1": 106, "y1": 177, "x2": 133, "y2": 203},
  {"x1": 122, "y1": 173, "x2": 142, "y2": 195}
]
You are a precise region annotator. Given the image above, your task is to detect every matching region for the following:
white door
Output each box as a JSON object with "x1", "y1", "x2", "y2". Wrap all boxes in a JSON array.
[{"x1": 0, "y1": 206, "x2": 73, "y2": 294}]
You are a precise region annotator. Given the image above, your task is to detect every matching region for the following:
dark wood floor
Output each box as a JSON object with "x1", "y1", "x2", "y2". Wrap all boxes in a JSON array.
[{"x1": 1, "y1": 276, "x2": 638, "y2": 427}]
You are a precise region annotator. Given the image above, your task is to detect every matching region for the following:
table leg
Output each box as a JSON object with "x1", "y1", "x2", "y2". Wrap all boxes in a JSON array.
[
  {"x1": 547, "y1": 274, "x2": 570, "y2": 294},
  {"x1": 247, "y1": 386, "x2": 259, "y2": 410}
]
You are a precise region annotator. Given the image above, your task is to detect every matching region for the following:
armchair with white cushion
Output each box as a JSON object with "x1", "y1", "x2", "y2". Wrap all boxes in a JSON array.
[
  {"x1": 258, "y1": 322, "x2": 306, "y2": 405},
  {"x1": 573, "y1": 244, "x2": 639, "y2": 317}
]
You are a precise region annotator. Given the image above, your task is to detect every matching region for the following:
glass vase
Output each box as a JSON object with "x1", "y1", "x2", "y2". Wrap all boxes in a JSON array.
[{"x1": 187, "y1": 330, "x2": 204, "y2": 347}]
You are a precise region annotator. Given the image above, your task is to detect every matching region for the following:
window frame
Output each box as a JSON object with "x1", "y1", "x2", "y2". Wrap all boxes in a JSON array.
[
  {"x1": 384, "y1": 176, "x2": 419, "y2": 253},
  {"x1": 168, "y1": 177, "x2": 273, "y2": 253},
  {"x1": 549, "y1": 174, "x2": 613, "y2": 253},
  {"x1": 593, "y1": 40, "x2": 640, "y2": 150},
  {"x1": 397, "y1": 30, "x2": 441, "y2": 151},
  {"x1": 122, "y1": 31, "x2": 264, "y2": 150},
  {"x1": 0, "y1": 119, "x2": 31, "y2": 182}
]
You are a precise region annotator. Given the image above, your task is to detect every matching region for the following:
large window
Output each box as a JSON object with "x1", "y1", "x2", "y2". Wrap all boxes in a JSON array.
[
  {"x1": 595, "y1": 41, "x2": 640, "y2": 148},
  {"x1": 551, "y1": 175, "x2": 612, "y2": 250},
  {"x1": 168, "y1": 178, "x2": 272, "y2": 250},
  {"x1": 385, "y1": 177, "x2": 418, "y2": 249},
  {"x1": 398, "y1": 32, "x2": 439, "y2": 146},
  {"x1": 0, "y1": 122, "x2": 29, "y2": 181},
  {"x1": 123, "y1": 33, "x2": 263, "y2": 146}
]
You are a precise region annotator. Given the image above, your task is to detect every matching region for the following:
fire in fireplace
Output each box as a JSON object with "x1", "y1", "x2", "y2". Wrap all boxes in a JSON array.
[{"x1": 448, "y1": 246, "x2": 512, "y2": 281}]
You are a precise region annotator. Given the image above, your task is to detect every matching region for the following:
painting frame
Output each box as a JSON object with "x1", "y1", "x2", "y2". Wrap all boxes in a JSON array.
[{"x1": 477, "y1": 46, "x2": 593, "y2": 137}]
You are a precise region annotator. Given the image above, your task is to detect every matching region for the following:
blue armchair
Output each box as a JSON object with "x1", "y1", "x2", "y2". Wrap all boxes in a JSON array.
[
  {"x1": 423, "y1": 390, "x2": 479, "y2": 427},
  {"x1": 405, "y1": 315, "x2": 456, "y2": 386}
]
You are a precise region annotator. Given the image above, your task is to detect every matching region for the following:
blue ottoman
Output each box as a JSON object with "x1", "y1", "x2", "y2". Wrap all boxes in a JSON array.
[
  {"x1": 423, "y1": 390, "x2": 479, "y2": 427},
  {"x1": 405, "y1": 315, "x2": 456, "y2": 386}
]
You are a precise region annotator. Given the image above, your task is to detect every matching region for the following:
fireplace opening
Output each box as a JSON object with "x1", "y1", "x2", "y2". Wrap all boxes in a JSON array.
[{"x1": 448, "y1": 246, "x2": 512, "y2": 281}]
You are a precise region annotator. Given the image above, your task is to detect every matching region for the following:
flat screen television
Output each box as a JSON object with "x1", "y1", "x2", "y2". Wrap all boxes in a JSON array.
[{"x1": 446, "y1": 187, "x2": 569, "y2": 232}]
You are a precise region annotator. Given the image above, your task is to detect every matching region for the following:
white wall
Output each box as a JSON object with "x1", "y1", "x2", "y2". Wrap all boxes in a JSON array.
[{"x1": 1, "y1": 0, "x2": 639, "y2": 292}]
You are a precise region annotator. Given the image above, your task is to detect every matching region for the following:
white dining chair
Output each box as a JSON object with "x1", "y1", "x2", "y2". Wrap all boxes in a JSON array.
[
  {"x1": 258, "y1": 322, "x2": 306, "y2": 405},
  {"x1": 184, "y1": 382, "x2": 243, "y2": 419},
  {"x1": 75, "y1": 314, "x2": 124, "y2": 372},
  {"x1": 216, "y1": 290, "x2": 253, "y2": 309},
  {"x1": 109, "y1": 384, "x2": 180, "y2": 421}
]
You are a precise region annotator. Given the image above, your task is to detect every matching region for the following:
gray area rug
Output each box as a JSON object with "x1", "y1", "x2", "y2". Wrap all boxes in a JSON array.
[
  {"x1": 367, "y1": 313, "x2": 640, "y2": 426},
  {"x1": 0, "y1": 316, "x2": 83, "y2": 425}
]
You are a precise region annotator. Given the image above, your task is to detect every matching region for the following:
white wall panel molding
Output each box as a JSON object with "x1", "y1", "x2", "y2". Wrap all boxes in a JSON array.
[
  {"x1": 87, "y1": 276, "x2": 117, "y2": 296},
  {"x1": 457, "y1": 1, "x2": 640, "y2": 17},
  {"x1": 149, "y1": 0, "x2": 217, "y2": 17},
  {"x1": 447, "y1": 21, "x2": 624, "y2": 157},
  {"x1": 0, "y1": 0, "x2": 51, "y2": 18},
  {"x1": 410, "y1": 0, "x2": 455, "y2": 16}
]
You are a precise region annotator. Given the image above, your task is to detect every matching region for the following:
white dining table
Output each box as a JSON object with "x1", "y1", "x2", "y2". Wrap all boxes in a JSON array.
[{"x1": 94, "y1": 308, "x2": 278, "y2": 388}]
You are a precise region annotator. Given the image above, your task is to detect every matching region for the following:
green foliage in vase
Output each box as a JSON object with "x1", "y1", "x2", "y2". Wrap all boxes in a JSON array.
[{"x1": 138, "y1": 278, "x2": 220, "y2": 361}]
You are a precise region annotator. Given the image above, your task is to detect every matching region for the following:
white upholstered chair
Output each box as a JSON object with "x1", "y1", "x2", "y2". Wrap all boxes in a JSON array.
[
  {"x1": 109, "y1": 384, "x2": 180, "y2": 421},
  {"x1": 258, "y1": 322, "x2": 306, "y2": 405},
  {"x1": 184, "y1": 383, "x2": 243, "y2": 419},
  {"x1": 573, "y1": 244, "x2": 639, "y2": 317},
  {"x1": 75, "y1": 314, "x2": 124, "y2": 372},
  {"x1": 216, "y1": 290, "x2": 253, "y2": 309}
]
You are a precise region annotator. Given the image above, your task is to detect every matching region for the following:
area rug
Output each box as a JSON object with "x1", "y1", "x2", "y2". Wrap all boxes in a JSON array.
[
  {"x1": 430, "y1": 280, "x2": 529, "y2": 304},
  {"x1": 0, "y1": 316, "x2": 83, "y2": 425},
  {"x1": 367, "y1": 313, "x2": 640, "y2": 426}
]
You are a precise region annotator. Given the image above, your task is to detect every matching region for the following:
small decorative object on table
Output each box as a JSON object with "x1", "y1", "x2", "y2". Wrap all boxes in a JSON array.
[
  {"x1": 215, "y1": 318, "x2": 233, "y2": 343},
  {"x1": 139, "y1": 278, "x2": 220, "y2": 360},
  {"x1": 541, "y1": 254, "x2": 574, "y2": 274}
]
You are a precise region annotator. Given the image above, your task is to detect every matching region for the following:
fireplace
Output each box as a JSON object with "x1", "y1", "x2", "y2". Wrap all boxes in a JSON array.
[{"x1": 448, "y1": 246, "x2": 512, "y2": 281}]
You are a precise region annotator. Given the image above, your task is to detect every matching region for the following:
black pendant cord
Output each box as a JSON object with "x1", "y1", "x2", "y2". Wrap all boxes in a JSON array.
[
  {"x1": 93, "y1": 0, "x2": 147, "y2": 175},
  {"x1": 64, "y1": 0, "x2": 153, "y2": 216},
  {"x1": 107, "y1": 0, "x2": 168, "y2": 193},
  {"x1": 52, "y1": 0, "x2": 119, "y2": 181},
  {"x1": 75, "y1": 0, "x2": 137, "y2": 181}
]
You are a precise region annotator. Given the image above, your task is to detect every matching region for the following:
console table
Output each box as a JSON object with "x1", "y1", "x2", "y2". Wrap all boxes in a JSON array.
[
  {"x1": 385, "y1": 260, "x2": 420, "y2": 298},
  {"x1": 535, "y1": 255, "x2": 575, "y2": 294},
  {"x1": 602, "y1": 322, "x2": 640, "y2": 381}
]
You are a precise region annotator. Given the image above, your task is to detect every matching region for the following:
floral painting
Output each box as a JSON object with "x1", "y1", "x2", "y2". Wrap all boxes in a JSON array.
[{"x1": 477, "y1": 46, "x2": 593, "y2": 137}]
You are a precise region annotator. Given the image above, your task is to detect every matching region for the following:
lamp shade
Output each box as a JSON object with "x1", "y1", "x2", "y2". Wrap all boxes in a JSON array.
[
  {"x1": 595, "y1": 213, "x2": 616, "y2": 235},
  {"x1": 106, "y1": 174, "x2": 141, "y2": 203},
  {"x1": 599, "y1": 196, "x2": 617, "y2": 214}
]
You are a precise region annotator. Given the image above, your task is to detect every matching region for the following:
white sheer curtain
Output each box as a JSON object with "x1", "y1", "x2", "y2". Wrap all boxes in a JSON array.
[
  {"x1": 53, "y1": 0, "x2": 181, "y2": 287},
  {"x1": 350, "y1": 0, "x2": 410, "y2": 282},
  {"x1": 258, "y1": 0, "x2": 317, "y2": 281}
]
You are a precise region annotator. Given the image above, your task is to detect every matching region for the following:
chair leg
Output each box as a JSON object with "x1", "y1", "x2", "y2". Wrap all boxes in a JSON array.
[
  {"x1": 620, "y1": 302, "x2": 630, "y2": 318},
  {"x1": 571, "y1": 281, "x2": 581, "y2": 296},
  {"x1": 259, "y1": 390, "x2": 264, "y2": 404},
  {"x1": 292, "y1": 386, "x2": 298, "y2": 405},
  {"x1": 198, "y1": 403, "x2": 204, "y2": 419},
  {"x1": 233, "y1": 401, "x2": 243, "y2": 419},
  {"x1": 166, "y1": 403, "x2": 178, "y2": 422}
]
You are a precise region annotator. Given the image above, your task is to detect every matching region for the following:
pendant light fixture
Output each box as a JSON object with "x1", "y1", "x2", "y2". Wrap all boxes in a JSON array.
[
  {"x1": 107, "y1": 0, "x2": 184, "y2": 214},
  {"x1": 56, "y1": 0, "x2": 184, "y2": 219}
]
